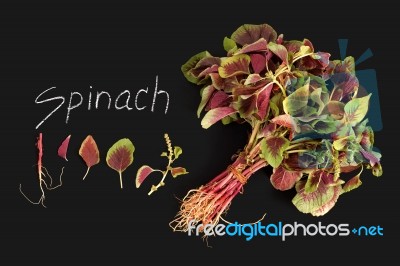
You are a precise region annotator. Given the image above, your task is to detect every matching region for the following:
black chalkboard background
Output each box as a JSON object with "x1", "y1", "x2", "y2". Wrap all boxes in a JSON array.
[{"x1": 1, "y1": 1, "x2": 398, "y2": 264}]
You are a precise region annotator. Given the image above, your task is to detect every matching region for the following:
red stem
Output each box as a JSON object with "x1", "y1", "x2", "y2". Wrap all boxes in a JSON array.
[{"x1": 37, "y1": 133, "x2": 43, "y2": 176}]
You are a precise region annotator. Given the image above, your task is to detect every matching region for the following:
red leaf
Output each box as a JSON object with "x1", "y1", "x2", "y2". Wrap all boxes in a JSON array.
[
  {"x1": 106, "y1": 138, "x2": 135, "y2": 189},
  {"x1": 250, "y1": 53, "x2": 266, "y2": 74},
  {"x1": 136, "y1": 165, "x2": 155, "y2": 188},
  {"x1": 58, "y1": 135, "x2": 71, "y2": 161},
  {"x1": 235, "y1": 38, "x2": 268, "y2": 54},
  {"x1": 256, "y1": 83, "x2": 273, "y2": 120},
  {"x1": 270, "y1": 166, "x2": 302, "y2": 191},
  {"x1": 207, "y1": 91, "x2": 231, "y2": 110},
  {"x1": 79, "y1": 135, "x2": 100, "y2": 180}
]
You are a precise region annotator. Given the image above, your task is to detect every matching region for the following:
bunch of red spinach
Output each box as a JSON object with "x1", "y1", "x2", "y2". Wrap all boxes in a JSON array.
[{"x1": 171, "y1": 24, "x2": 383, "y2": 232}]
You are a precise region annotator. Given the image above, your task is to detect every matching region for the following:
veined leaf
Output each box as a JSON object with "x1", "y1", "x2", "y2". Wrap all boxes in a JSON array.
[
  {"x1": 270, "y1": 166, "x2": 302, "y2": 191},
  {"x1": 234, "y1": 38, "x2": 268, "y2": 55},
  {"x1": 106, "y1": 138, "x2": 135, "y2": 189},
  {"x1": 79, "y1": 135, "x2": 100, "y2": 180},
  {"x1": 260, "y1": 136, "x2": 290, "y2": 168},
  {"x1": 268, "y1": 42, "x2": 288, "y2": 65},
  {"x1": 292, "y1": 179, "x2": 341, "y2": 216},
  {"x1": 231, "y1": 24, "x2": 277, "y2": 46},
  {"x1": 250, "y1": 53, "x2": 266, "y2": 74},
  {"x1": 181, "y1": 51, "x2": 212, "y2": 84},
  {"x1": 304, "y1": 170, "x2": 323, "y2": 194},
  {"x1": 136, "y1": 165, "x2": 155, "y2": 188},
  {"x1": 58, "y1": 134, "x2": 71, "y2": 161},
  {"x1": 201, "y1": 107, "x2": 237, "y2": 129},
  {"x1": 344, "y1": 94, "x2": 371, "y2": 126},
  {"x1": 283, "y1": 81, "x2": 310, "y2": 115},
  {"x1": 325, "y1": 101, "x2": 345, "y2": 120},
  {"x1": 218, "y1": 54, "x2": 251, "y2": 78}
]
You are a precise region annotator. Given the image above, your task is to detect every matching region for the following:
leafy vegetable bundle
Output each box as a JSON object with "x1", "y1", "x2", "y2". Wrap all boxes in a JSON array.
[{"x1": 171, "y1": 24, "x2": 383, "y2": 232}]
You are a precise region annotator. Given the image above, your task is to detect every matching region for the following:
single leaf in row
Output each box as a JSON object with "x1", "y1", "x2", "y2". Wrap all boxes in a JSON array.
[
  {"x1": 136, "y1": 165, "x2": 155, "y2": 188},
  {"x1": 171, "y1": 167, "x2": 188, "y2": 178},
  {"x1": 106, "y1": 138, "x2": 135, "y2": 189},
  {"x1": 79, "y1": 135, "x2": 100, "y2": 180},
  {"x1": 58, "y1": 134, "x2": 71, "y2": 161}
]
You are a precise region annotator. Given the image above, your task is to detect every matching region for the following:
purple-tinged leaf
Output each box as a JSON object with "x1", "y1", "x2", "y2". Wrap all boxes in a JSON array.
[
  {"x1": 250, "y1": 53, "x2": 266, "y2": 74},
  {"x1": 218, "y1": 54, "x2": 251, "y2": 78},
  {"x1": 231, "y1": 24, "x2": 277, "y2": 46},
  {"x1": 58, "y1": 135, "x2": 71, "y2": 161},
  {"x1": 360, "y1": 148, "x2": 380, "y2": 166},
  {"x1": 311, "y1": 185, "x2": 341, "y2": 216},
  {"x1": 244, "y1": 74, "x2": 264, "y2": 85},
  {"x1": 197, "y1": 85, "x2": 216, "y2": 118},
  {"x1": 304, "y1": 170, "x2": 323, "y2": 194},
  {"x1": 292, "y1": 177, "x2": 341, "y2": 216},
  {"x1": 270, "y1": 166, "x2": 302, "y2": 191},
  {"x1": 181, "y1": 51, "x2": 212, "y2": 84},
  {"x1": 268, "y1": 42, "x2": 289, "y2": 65},
  {"x1": 201, "y1": 107, "x2": 237, "y2": 129},
  {"x1": 136, "y1": 165, "x2": 155, "y2": 188},
  {"x1": 234, "y1": 38, "x2": 268, "y2": 55},
  {"x1": 207, "y1": 91, "x2": 231, "y2": 110},
  {"x1": 260, "y1": 136, "x2": 290, "y2": 168},
  {"x1": 209, "y1": 73, "x2": 239, "y2": 92},
  {"x1": 271, "y1": 114, "x2": 300, "y2": 135},
  {"x1": 256, "y1": 83, "x2": 273, "y2": 120},
  {"x1": 325, "y1": 101, "x2": 345, "y2": 120}
]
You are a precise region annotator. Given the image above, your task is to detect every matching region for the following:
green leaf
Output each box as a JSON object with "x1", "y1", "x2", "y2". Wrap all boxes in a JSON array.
[
  {"x1": 260, "y1": 136, "x2": 290, "y2": 168},
  {"x1": 310, "y1": 87, "x2": 326, "y2": 115},
  {"x1": 283, "y1": 80, "x2": 310, "y2": 115},
  {"x1": 106, "y1": 138, "x2": 135, "y2": 189},
  {"x1": 218, "y1": 54, "x2": 251, "y2": 78},
  {"x1": 160, "y1": 152, "x2": 168, "y2": 157},
  {"x1": 181, "y1": 51, "x2": 212, "y2": 84},
  {"x1": 201, "y1": 107, "x2": 237, "y2": 129},
  {"x1": 372, "y1": 163, "x2": 383, "y2": 177},
  {"x1": 223, "y1": 37, "x2": 237, "y2": 53},
  {"x1": 174, "y1": 146, "x2": 182, "y2": 159},
  {"x1": 197, "y1": 85, "x2": 215, "y2": 118},
  {"x1": 312, "y1": 120, "x2": 337, "y2": 134},
  {"x1": 344, "y1": 94, "x2": 371, "y2": 126},
  {"x1": 171, "y1": 167, "x2": 188, "y2": 178}
]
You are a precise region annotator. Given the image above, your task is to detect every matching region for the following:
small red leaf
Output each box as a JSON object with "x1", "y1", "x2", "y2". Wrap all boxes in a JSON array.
[
  {"x1": 79, "y1": 135, "x2": 100, "y2": 180},
  {"x1": 58, "y1": 135, "x2": 71, "y2": 161},
  {"x1": 136, "y1": 165, "x2": 154, "y2": 188},
  {"x1": 270, "y1": 166, "x2": 302, "y2": 191},
  {"x1": 171, "y1": 167, "x2": 188, "y2": 178}
]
